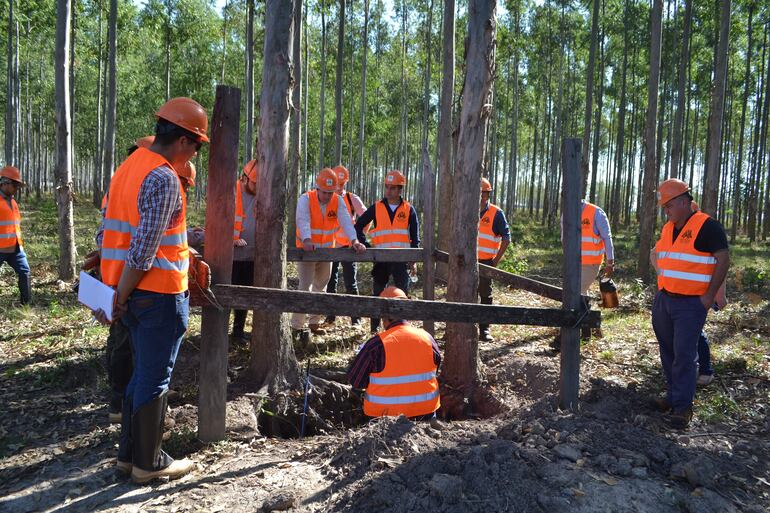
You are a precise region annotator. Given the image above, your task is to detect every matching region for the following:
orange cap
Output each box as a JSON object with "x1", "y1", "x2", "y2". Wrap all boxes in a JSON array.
[
  {"x1": 657, "y1": 178, "x2": 690, "y2": 206},
  {"x1": 333, "y1": 165, "x2": 349, "y2": 185},
  {"x1": 380, "y1": 286, "x2": 407, "y2": 299},
  {"x1": 243, "y1": 160, "x2": 259, "y2": 183},
  {"x1": 155, "y1": 97, "x2": 210, "y2": 143},
  {"x1": 481, "y1": 177, "x2": 492, "y2": 192},
  {"x1": 179, "y1": 161, "x2": 196, "y2": 187},
  {"x1": 385, "y1": 170, "x2": 406, "y2": 186},
  {"x1": 0, "y1": 165, "x2": 25, "y2": 186},
  {"x1": 135, "y1": 136, "x2": 155, "y2": 149},
  {"x1": 316, "y1": 168, "x2": 339, "y2": 192}
]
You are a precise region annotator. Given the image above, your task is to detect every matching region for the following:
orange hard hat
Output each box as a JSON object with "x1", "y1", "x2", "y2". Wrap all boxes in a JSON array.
[
  {"x1": 0, "y1": 165, "x2": 25, "y2": 186},
  {"x1": 385, "y1": 170, "x2": 406, "y2": 186},
  {"x1": 243, "y1": 159, "x2": 259, "y2": 183},
  {"x1": 179, "y1": 161, "x2": 196, "y2": 187},
  {"x1": 333, "y1": 164, "x2": 349, "y2": 185},
  {"x1": 380, "y1": 286, "x2": 407, "y2": 299},
  {"x1": 481, "y1": 177, "x2": 492, "y2": 192},
  {"x1": 316, "y1": 168, "x2": 339, "y2": 192},
  {"x1": 657, "y1": 178, "x2": 690, "y2": 206},
  {"x1": 135, "y1": 135, "x2": 155, "y2": 149},
  {"x1": 155, "y1": 97, "x2": 210, "y2": 143}
]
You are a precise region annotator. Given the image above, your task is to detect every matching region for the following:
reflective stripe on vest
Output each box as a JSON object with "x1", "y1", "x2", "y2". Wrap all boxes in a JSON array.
[
  {"x1": 370, "y1": 201, "x2": 411, "y2": 249},
  {"x1": 478, "y1": 203, "x2": 502, "y2": 260},
  {"x1": 0, "y1": 195, "x2": 22, "y2": 249},
  {"x1": 100, "y1": 148, "x2": 189, "y2": 294},
  {"x1": 295, "y1": 190, "x2": 340, "y2": 248},
  {"x1": 581, "y1": 202, "x2": 605, "y2": 265},
  {"x1": 654, "y1": 212, "x2": 716, "y2": 295},
  {"x1": 335, "y1": 192, "x2": 354, "y2": 246},
  {"x1": 234, "y1": 181, "x2": 245, "y2": 240},
  {"x1": 363, "y1": 323, "x2": 440, "y2": 418}
]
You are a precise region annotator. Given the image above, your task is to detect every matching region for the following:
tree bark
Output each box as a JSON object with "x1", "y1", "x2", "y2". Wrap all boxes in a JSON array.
[
  {"x1": 731, "y1": 2, "x2": 752, "y2": 242},
  {"x1": 441, "y1": 0, "x2": 497, "y2": 419},
  {"x1": 93, "y1": 0, "x2": 105, "y2": 208},
  {"x1": 244, "y1": 0, "x2": 255, "y2": 160},
  {"x1": 333, "y1": 0, "x2": 345, "y2": 164},
  {"x1": 357, "y1": 0, "x2": 369, "y2": 175},
  {"x1": 5, "y1": 0, "x2": 16, "y2": 165},
  {"x1": 250, "y1": 0, "x2": 301, "y2": 393},
  {"x1": 701, "y1": 0, "x2": 731, "y2": 216},
  {"x1": 288, "y1": 0, "x2": 302, "y2": 239},
  {"x1": 436, "y1": 0, "x2": 455, "y2": 253},
  {"x1": 102, "y1": 0, "x2": 117, "y2": 195},
  {"x1": 670, "y1": 0, "x2": 692, "y2": 179},
  {"x1": 55, "y1": 0, "x2": 76, "y2": 280},
  {"x1": 580, "y1": 0, "x2": 600, "y2": 196},
  {"x1": 637, "y1": 0, "x2": 663, "y2": 281},
  {"x1": 318, "y1": 0, "x2": 327, "y2": 169}
]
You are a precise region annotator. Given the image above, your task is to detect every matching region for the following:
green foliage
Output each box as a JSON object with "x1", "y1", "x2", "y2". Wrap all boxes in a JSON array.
[{"x1": 740, "y1": 266, "x2": 769, "y2": 292}]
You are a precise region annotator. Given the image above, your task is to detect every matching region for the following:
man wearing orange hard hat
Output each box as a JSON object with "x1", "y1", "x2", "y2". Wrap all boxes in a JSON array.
[
  {"x1": 355, "y1": 170, "x2": 420, "y2": 334},
  {"x1": 292, "y1": 168, "x2": 366, "y2": 344},
  {"x1": 650, "y1": 178, "x2": 729, "y2": 429},
  {"x1": 347, "y1": 287, "x2": 441, "y2": 419},
  {"x1": 0, "y1": 165, "x2": 31, "y2": 305},
  {"x1": 325, "y1": 164, "x2": 367, "y2": 327},
  {"x1": 97, "y1": 97, "x2": 209, "y2": 483},
  {"x1": 230, "y1": 159, "x2": 259, "y2": 340},
  {"x1": 477, "y1": 177, "x2": 511, "y2": 342}
]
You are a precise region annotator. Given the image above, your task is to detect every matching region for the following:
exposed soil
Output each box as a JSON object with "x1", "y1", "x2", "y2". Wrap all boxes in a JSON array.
[{"x1": 1, "y1": 276, "x2": 769, "y2": 513}]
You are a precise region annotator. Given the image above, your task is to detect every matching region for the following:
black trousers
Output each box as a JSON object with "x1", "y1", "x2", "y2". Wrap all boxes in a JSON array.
[
  {"x1": 231, "y1": 260, "x2": 255, "y2": 335},
  {"x1": 370, "y1": 262, "x2": 410, "y2": 331},
  {"x1": 107, "y1": 320, "x2": 133, "y2": 407}
]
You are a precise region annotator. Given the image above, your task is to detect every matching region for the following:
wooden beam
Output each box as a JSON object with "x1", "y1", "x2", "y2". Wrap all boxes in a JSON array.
[
  {"x1": 559, "y1": 138, "x2": 583, "y2": 410},
  {"x1": 198, "y1": 86, "x2": 240, "y2": 443},
  {"x1": 211, "y1": 284, "x2": 600, "y2": 328},
  {"x1": 286, "y1": 247, "x2": 423, "y2": 262},
  {"x1": 433, "y1": 249, "x2": 564, "y2": 301}
]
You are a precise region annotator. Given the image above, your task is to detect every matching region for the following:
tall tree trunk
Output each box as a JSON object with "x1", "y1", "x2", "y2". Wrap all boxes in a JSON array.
[
  {"x1": 357, "y1": 0, "x2": 369, "y2": 176},
  {"x1": 164, "y1": 0, "x2": 172, "y2": 100},
  {"x1": 102, "y1": 0, "x2": 117, "y2": 195},
  {"x1": 701, "y1": 0, "x2": 731, "y2": 216},
  {"x1": 318, "y1": 0, "x2": 326, "y2": 169},
  {"x1": 670, "y1": 0, "x2": 692, "y2": 178},
  {"x1": 420, "y1": 0, "x2": 433, "y2": 217},
  {"x1": 93, "y1": 0, "x2": 104, "y2": 208},
  {"x1": 637, "y1": 0, "x2": 663, "y2": 281},
  {"x1": 69, "y1": 2, "x2": 76, "y2": 183},
  {"x1": 437, "y1": 0, "x2": 454, "y2": 251},
  {"x1": 751, "y1": 37, "x2": 770, "y2": 241},
  {"x1": 288, "y1": 0, "x2": 302, "y2": 238},
  {"x1": 590, "y1": 26, "x2": 604, "y2": 203},
  {"x1": 581, "y1": 0, "x2": 600, "y2": 196},
  {"x1": 55, "y1": 0, "x2": 76, "y2": 280},
  {"x1": 611, "y1": 0, "x2": 629, "y2": 230},
  {"x1": 731, "y1": 2, "x2": 752, "y2": 242},
  {"x1": 5, "y1": 0, "x2": 16, "y2": 165},
  {"x1": 221, "y1": 0, "x2": 228, "y2": 83},
  {"x1": 244, "y1": 0, "x2": 255, "y2": 160},
  {"x1": 333, "y1": 0, "x2": 345, "y2": 164},
  {"x1": 441, "y1": 0, "x2": 496, "y2": 419},
  {"x1": 250, "y1": 0, "x2": 301, "y2": 392}
]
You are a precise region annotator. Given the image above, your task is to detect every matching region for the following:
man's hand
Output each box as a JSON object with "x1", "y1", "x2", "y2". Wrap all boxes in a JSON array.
[
  {"x1": 302, "y1": 239, "x2": 315, "y2": 252},
  {"x1": 93, "y1": 298, "x2": 127, "y2": 325},
  {"x1": 699, "y1": 293, "x2": 715, "y2": 311},
  {"x1": 233, "y1": 238, "x2": 247, "y2": 247},
  {"x1": 352, "y1": 240, "x2": 366, "y2": 254},
  {"x1": 715, "y1": 282, "x2": 727, "y2": 310},
  {"x1": 82, "y1": 250, "x2": 101, "y2": 271},
  {"x1": 604, "y1": 260, "x2": 615, "y2": 277}
]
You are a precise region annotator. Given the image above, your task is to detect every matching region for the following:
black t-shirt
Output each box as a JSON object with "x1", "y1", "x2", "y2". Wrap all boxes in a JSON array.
[{"x1": 672, "y1": 215, "x2": 728, "y2": 254}]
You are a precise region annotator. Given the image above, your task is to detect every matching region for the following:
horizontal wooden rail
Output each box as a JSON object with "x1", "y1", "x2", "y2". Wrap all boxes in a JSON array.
[
  {"x1": 210, "y1": 284, "x2": 600, "y2": 328},
  {"x1": 433, "y1": 249, "x2": 565, "y2": 302},
  {"x1": 286, "y1": 247, "x2": 423, "y2": 263}
]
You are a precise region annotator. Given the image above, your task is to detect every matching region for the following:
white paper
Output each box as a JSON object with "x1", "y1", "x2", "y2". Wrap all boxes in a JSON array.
[{"x1": 77, "y1": 271, "x2": 116, "y2": 321}]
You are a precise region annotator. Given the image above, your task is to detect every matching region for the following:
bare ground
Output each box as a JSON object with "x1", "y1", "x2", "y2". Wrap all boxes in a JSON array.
[{"x1": 1, "y1": 272, "x2": 769, "y2": 513}]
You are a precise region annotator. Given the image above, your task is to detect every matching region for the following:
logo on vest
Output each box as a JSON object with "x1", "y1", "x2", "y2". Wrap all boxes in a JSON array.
[
  {"x1": 327, "y1": 210, "x2": 337, "y2": 219},
  {"x1": 680, "y1": 229, "x2": 693, "y2": 241},
  {"x1": 582, "y1": 217, "x2": 590, "y2": 226},
  {"x1": 396, "y1": 211, "x2": 407, "y2": 220},
  {"x1": 481, "y1": 216, "x2": 491, "y2": 225}
]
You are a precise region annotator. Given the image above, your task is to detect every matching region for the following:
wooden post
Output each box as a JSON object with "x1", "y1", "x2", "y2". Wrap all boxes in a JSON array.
[
  {"x1": 559, "y1": 138, "x2": 582, "y2": 410},
  {"x1": 422, "y1": 147, "x2": 436, "y2": 334},
  {"x1": 198, "y1": 85, "x2": 240, "y2": 443}
]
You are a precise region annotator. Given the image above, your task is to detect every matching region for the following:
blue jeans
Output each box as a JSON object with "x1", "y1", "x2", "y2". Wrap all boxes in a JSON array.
[
  {"x1": 698, "y1": 331, "x2": 714, "y2": 376},
  {"x1": 652, "y1": 291, "x2": 708, "y2": 411},
  {"x1": 0, "y1": 246, "x2": 30, "y2": 302},
  {"x1": 327, "y1": 260, "x2": 359, "y2": 295},
  {"x1": 121, "y1": 290, "x2": 189, "y2": 411}
]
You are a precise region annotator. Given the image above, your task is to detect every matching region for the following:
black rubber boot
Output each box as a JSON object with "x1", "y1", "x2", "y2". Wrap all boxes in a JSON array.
[
  {"x1": 18, "y1": 273, "x2": 31, "y2": 305},
  {"x1": 479, "y1": 325, "x2": 493, "y2": 342},
  {"x1": 231, "y1": 310, "x2": 247, "y2": 339},
  {"x1": 130, "y1": 391, "x2": 193, "y2": 483},
  {"x1": 116, "y1": 395, "x2": 133, "y2": 474}
]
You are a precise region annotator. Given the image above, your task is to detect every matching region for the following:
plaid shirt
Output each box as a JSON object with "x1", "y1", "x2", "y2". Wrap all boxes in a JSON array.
[
  {"x1": 96, "y1": 165, "x2": 183, "y2": 271},
  {"x1": 347, "y1": 321, "x2": 442, "y2": 389}
]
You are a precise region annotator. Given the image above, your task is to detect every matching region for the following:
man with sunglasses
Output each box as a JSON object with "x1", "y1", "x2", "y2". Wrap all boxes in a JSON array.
[{"x1": 98, "y1": 97, "x2": 209, "y2": 483}]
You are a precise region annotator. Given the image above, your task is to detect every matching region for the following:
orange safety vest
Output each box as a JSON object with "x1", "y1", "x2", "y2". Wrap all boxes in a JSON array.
[
  {"x1": 100, "y1": 148, "x2": 189, "y2": 294},
  {"x1": 581, "y1": 202, "x2": 606, "y2": 265},
  {"x1": 100, "y1": 193, "x2": 108, "y2": 211},
  {"x1": 655, "y1": 212, "x2": 716, "y2": 296},
  {"x1": 363, "y1": 323, "x2": 440, "y2": 417},
  {"x1": 478, "y1": 203, "x2": 502, "y2": 261},
  {"x1": 234, "y1": 181, "x2": 245, "y2": 241},
  {"x1": 335, "y1": 192, "x2": 355, "y2": 247},
  {"x1": 295, "y1": 190, "x2": 340, "y2": 248},
  {"x1": 0, "y1": 194, "x2": 22, "y2": 250},
  {"x1": 369, "y1": 200, "x2": 411, "y2": 248}
]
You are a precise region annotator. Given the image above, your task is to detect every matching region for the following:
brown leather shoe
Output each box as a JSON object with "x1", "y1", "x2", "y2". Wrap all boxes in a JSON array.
[
  {"x1": 666, "y1": 408, "x2": 693, "y2": 430},
  {"x1": 651, "y1": 396, "x2": 672, "y2": 413},
  {"x1": 309, "y1": 324, "x2": 327, "y2": 335}
]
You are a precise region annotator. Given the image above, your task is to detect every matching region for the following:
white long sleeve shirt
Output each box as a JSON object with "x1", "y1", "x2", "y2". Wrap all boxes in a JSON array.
[{"x1": 296, "y1": 191, "x2": 358, "y2": 243}]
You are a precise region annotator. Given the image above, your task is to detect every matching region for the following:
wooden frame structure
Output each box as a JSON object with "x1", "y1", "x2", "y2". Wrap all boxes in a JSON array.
[{"x1": 196, "y1": 89, "x2": 592, "y2": 441}]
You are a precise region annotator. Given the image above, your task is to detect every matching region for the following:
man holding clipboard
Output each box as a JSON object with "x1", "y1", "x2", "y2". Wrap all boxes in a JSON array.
[{"x1": 94, "y1": 97, "x2": 208, "y2": 484}]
